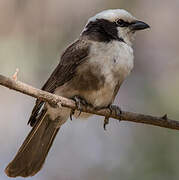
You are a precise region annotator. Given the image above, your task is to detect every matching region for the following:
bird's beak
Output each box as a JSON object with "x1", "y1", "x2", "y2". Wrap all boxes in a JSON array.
[{"x1": 130, "y1": 20, "x2": 150, "y2": 31}]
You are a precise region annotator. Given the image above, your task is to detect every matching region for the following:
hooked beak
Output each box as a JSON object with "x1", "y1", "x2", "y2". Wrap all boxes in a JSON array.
[{"x1": 130, "y1": 20, "x2": 150, "y2": 31}]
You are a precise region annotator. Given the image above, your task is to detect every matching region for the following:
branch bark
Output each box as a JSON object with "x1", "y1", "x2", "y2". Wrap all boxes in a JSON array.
[{"x1": 0, "y1": 74, "x2": 179, "y2": 130}]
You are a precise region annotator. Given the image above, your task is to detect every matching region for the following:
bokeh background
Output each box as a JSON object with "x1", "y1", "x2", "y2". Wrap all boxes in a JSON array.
[{"x1": 0, "y1": 0, "x2": 179, "y2": 179}]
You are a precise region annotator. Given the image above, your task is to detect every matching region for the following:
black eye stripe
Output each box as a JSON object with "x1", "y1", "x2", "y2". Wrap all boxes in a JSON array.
[{"x1": 116, "y1": 19, "x2": 131, "y2": 27}]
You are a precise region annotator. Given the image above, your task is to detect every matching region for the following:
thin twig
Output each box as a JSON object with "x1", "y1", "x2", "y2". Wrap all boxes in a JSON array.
[
  {"x1": 12, "y1": 68, "x2": 19, "y2": 81},
  {"x1": 0, "y1": 74, "x2": 179, "y2": 130}
]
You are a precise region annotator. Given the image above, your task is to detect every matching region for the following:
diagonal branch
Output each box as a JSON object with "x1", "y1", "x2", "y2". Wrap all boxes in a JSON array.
[{"x1": 0, "y1": 74, "x2": 179, "y2": 130}]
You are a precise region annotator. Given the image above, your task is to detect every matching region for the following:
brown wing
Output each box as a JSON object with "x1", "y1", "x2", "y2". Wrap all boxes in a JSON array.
[{"x1": 28, "y1": 38, "x2": 90, "y2": 126}]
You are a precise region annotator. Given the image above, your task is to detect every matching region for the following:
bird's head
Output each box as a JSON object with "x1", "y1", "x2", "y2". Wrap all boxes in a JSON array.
[{"x1": 82, "y1": 9, "x2": 150, "y2": 46}]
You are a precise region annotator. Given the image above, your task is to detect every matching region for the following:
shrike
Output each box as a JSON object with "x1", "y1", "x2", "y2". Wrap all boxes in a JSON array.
[{"x1": 5, "y1": 9, "x2": 150, "y2": 177}]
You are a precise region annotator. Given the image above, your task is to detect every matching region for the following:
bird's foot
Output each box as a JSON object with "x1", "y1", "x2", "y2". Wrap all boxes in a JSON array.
[
  {"x1": 70, "y1": 95, "x2": 88, "y2": 120},
  {"x1": 108, "y1": 105, "x2": 122, "y2": 118},
  {"x1": 101, "y1": 105, "x2": 122, "y2": 130}
]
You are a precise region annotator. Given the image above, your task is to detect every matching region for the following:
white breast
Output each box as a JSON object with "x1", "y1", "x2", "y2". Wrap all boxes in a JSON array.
[
  {"x1": 90, "y1": 40, "x2": 134, "y2": 78},
  {"x1": 83, "y1": 40, "x2": 134, "y2": 107}
]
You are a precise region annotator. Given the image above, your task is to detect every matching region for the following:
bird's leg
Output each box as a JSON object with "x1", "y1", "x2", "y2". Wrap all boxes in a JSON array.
[
  {"x1": 95, "y1": 106, "x2": 110, "y2": 130},
  {"x1": 97, "y1": 104, "x2": 122, "y2": 130},
  {"x1": 70, "y1": 95, "x2": 88, "y2": 119}
]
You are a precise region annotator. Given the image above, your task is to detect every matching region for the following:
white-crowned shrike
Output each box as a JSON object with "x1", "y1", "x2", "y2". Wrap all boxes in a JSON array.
[{"x1": 5, "y1": 9, "x2": 150, "y2": 177}]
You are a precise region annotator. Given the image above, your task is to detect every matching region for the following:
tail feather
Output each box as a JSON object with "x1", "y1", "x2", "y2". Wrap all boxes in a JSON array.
[{"x1": 5, "y1": 112, "x2": 60, "y2": 177}]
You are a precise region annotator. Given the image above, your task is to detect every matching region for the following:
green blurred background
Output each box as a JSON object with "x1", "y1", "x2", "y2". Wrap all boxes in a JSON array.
[{"x1": 0, "y1": 0, "x2": 179, "y2": 179}]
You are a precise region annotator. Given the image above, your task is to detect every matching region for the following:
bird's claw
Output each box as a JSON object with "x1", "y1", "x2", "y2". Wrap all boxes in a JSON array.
[
  {"x1": 71, "y1": 95, "x2": 88, "y2": 118},
  {"x1": 103, "y1": 105, "x2": 122, "y2": 130},
  {"x1": 109, "y1": 105, "x2": 122, "y2": 118},
  {"x1": 70, "y1": 109, "x2": 75, "y2": 121},
  {"x1": 103, "y1": 116, "x2": 109, "y2": 130}
]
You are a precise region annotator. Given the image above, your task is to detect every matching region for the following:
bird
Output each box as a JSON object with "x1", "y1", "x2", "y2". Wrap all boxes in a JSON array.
[{"x1": 5, "y1": 9, "x2": 150, "y2": 177}]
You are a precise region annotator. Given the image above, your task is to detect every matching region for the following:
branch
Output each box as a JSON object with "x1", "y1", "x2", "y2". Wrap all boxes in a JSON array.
[{"x1": 0, "y1": 74, "x2": 179, "y2": 130}]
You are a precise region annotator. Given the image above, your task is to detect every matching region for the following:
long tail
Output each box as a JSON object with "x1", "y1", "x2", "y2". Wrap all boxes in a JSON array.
[{"x1": 5, "y1": 112, "x2": 60, "y2": 177}]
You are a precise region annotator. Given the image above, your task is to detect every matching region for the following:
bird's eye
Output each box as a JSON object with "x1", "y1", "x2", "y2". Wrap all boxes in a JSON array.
[{"x1": 116, "y1": 19, "x2": 128, "y2": 27}]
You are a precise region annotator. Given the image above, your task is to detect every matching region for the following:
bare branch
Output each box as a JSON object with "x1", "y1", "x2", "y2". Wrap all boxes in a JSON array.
[{"x1": 0, "y1": 74, "x2": 179, "y2": 130}]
